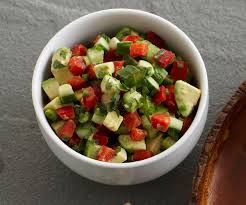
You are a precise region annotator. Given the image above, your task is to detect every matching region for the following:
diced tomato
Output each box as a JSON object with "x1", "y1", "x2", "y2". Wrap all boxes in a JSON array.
[
  {"x1": 129, "y1": 43, "x2": 148, "y2": 57},
  {"x1": 81, "y1": 87, "x2": 98, "y2": 110},
  {"x1": 151, "y1": 113, "x2": 171, "y2": 132},
  {"x1": 170, "y1": 61, "x2": 188, "y2": 80},
  {"x1": 93, "y1": 132, "x2": 109, "y2": 146},
  {"x1": 165, "y1": 85, "x2": 177, "y2": 113},
  {"x1": 68, "y1": 134, "x2": 81, "y2": 146},
  {"x1": 68, "y1": 76, "x2": 87, "y2": 90},
  {"x1": 97, "y1": 146, "x2": 116, "y2": 162},
  {"x1": 181, "y1": 116, "x2": 193, "y2": 135},
  {"x1": 104, "y1": 49, "x2": 123, "y2": 62},
  {"x1": 123, "y1": 112, "x2": 141, "y2": 130},
  {"x1": 91, "y1": 81, "x2": 102, "y2": 101},
  {"x1": 113, "y1": 61, "x2": 124, "y2": 76},
  {"x1": 68, "y1": 56, "x2": 86, "y2": 75},
  {"x1": 153, "y1": 49, "x2": 175, "y2": 68},
  {"x1": 152, "y1": 85, "x2": 167, "y2": 105},
  {"x1": 58, "y1": 120, "x2": 76, "y2": 141},
  {"x1": 132, "y1": 150, "x2": 153, "y2": 161},
  {"x1": 122, "y1": 35, "x2": 141, "y2": 43},
  {"x1": 86, "y1": 64, "x2": 96, "y2": 80},
  {"x1": 130, "y1": 128, "x2": 147, "y2": 141},
  {"x1": 146, "y1": 31, "x2": 165, "y2": 48},
  {"x1": 71, "y1": 44, "x2": 87, "y2": 56},
  {"x1": 56, "y1": 106, "x2": 75, "y2": 120}
]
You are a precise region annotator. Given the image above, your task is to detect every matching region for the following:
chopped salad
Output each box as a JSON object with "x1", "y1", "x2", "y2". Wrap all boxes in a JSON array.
[{"x1": 42, "y1": 27, "x2": 201, "y2": 163}]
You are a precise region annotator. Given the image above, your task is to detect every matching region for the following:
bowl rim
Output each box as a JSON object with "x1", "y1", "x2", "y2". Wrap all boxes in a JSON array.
[{"x1": 32, "y1": 8, "x2": 208, "y2": 169}]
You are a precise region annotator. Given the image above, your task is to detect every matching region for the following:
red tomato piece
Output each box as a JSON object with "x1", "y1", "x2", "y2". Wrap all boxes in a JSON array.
[
  {"x1": 153, "y1": 49, "x2": 175, "y2": 68},
  {"x1": 151, "y1": 113, "x2": 171, "y2": 132},
  {"x1": 113, "y1": 61, "x2": 124, "y2": 76},
  {"x1": 122, "y1": 35, "x2": 141, "y2": 43},
  {"x1": 81, "y1": 87, "x2": 98, "y2": 110},
  {"x1": 56, "y1": 106, "x2": 75, "y2": 120},
  {"x1": 91, "y1": 82, "x2": 102, "y2": 101},
  {"x1": 97, "y1": 146, "x2": 116, "y2": 162},
  {"x1": 164, "y1": 85, "x2": 177, "y2": 113},
  {"x1": 170, "y1": 61, "x2": 188, "y2": 80},
  {"x1": 180, "y1": 116, "x2": 193, "y2": 135},
  {"x1": 146, "y1": 31, "x2": 165, "y2": 48},
  {"x1": 123, "y1": 112, "x2": 141, "y2": 130},
  {"x1": 104, "y1": 49, "x2": 123, "y2": 62},
  {"x1": 129, "y1": 43, "x2": 148, "y2": 57},
  {"x1": 132, "y1": 150, "x2": 153, "y2": 161},
  {"x1": 58, "y1": 120, "x2": 76, "y2": 141},
  {"x1": 71, "y1": 44, "x2": 87, "y2": 56},
  {"x1": 68, "y1": 134, "x2": 81, "y2": 146},
  {"x1": 152, "y1": 85, "x2": 167, "y2": 105},
  {"x1": 130, "y1": 128, "x2": 147, "y2": 141},
  {"x1": 68, "y1": 56, "x2": 86, "y2": 75},
  {"x1": 68, "y1": 76, "x2": 87, "y2": 90},
  {"x1": 86, "y1": 64, "x2": 96, "y2": 80},
  {"x1": 93, "y1": 132, "x2": 109, "y2": 146}
]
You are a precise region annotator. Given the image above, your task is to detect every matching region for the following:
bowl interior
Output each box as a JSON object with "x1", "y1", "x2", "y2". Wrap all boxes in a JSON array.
[{"x1": 33, "y1": 9, "x2": 208, "y2": 167}]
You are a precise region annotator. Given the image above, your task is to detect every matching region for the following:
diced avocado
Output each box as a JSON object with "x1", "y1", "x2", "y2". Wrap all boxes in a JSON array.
[
  {"x1": 76, "y1": 123, "x2": 96, "y2": 139},
  {"x1": 103, "y1": 111, "x2": 123, "y2": 132},
  {"x1": 95, "y1": 37, "x2": 110, "y2": 51},
  {"x1": 93, "y1": 62, "x2": 115, "y2": 79},
  {"x1": 115, "y1": 27, "x2": 139, "y2": 40},
  {"x1": 109, "y1": 37, "x2": 120, "y2": 50},
  {"x1": 44, "y1": 108, "x2": 57, "y2": 122},
  {"x1": 123, "y1": 90, "x2": 143, "y2": 112},
  {"x1": 146, "y1": 135, "x2": 162, "y2": 155},
  {"x1": 162, "y1": 137, "x2": 176, "y2": 149},
  {"x1": 174, "y1": 80, "x2": 201, "y2": 117},
  {"x1": 84, "y1": 141, "x2": 101, "y2": 159},
  {"x1": 110, "y1": 147, "x2": 127, "y2": 163},
  {"x1": 87, "y1": 47, "x2": 104, "y2": 64},
  {"x1": 169, "y1": 117, "x2": 183, "y2": 131},
  {"x1": 82, "y1": 56, "x2": 91, "y2": 66},
  {"x1": 142, "y1": 40, "x2": 160, "y2": 62},
  {"x1": 58, "y1": 84, "x2": 76, "y2": 104},
  {"x1": 141, "y1": 115, "x2": 160, "y2": 138},
  {"x1": 44, "y1": 97, "x2": 67, "y2": 110},
  {"x1": 51, "y1": 120, "x2": 65, "y2": 134},
  {"x1": 138, "y1": 60, "x2": 154, "y2": 76},
  {"x1": 74, "y1": 89, "x2": 83, "y2": 101},
  {"x1": 92, "y1": 107, "x2": 106, "y2": 125},
  {"x1": 116, "y1": 42, "x2": 132, "y2": 55},
  {"x1": 115, "y1": 124, "x2": 129, "y2": 135},
  {"x1": 146, "y1": 76, "x2": 159, "y2": 91},
  {"x1": 42, "y1": 78, "x2": 59, "y2": 100},
  {"x1": 100, "y1": 75, "x2": 121, "y2": 94},
  {"x1": 118, "y1": 135, "x2": 146, "y2": 153}
]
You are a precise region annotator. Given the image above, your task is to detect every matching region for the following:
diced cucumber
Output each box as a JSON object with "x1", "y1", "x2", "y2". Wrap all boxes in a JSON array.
[
  {"x1": 115, "y1": 27, "x2": 139, "y2": 40},
  {"x1": 51, "y1": 67, "x2": 73, "y2": 85},
  {"x1": 109, "y1": 37, "x2": 120, "y2": 50},
  {"x1": 123, "y1": 55, "x2": 138, "y2": 66},
  {"x1": 146, "y1": 135, "x2": 162, "y2": 155},
  {"x1": 101, "y1": 75, "x2": 121, "y2": 94},
  {"x1": 169, "y1": 117, "x2": 183, "y2": 131},
  {"x1": 168, "y1": 128, "x2": 180, "y2": 141},
  {"x1": 116, "y1": 42, "x2": 131, "y2": 55},
  {"x1": 115, "y1": 124, "x2": 129, "y2": 135},
  {"x1": 162, "y1": 137, "x2": 176, "y2": 149},
  {"x1": 174, "y1": 80, "x2": 201, "y2": 117},
  {"x1": 141, "y1": 115, "x2": 160, "y2": 138},
  {"x1": 44, "y1": 97, "x2": 68, "y2": 111},
  {"x1": 141, "y1": 40, "x2": 160, "y2": 62},
  {"x1": 87, "y1": 47, "x2": 104, "y2": 64},
  {"x1": 51, "y1": 120, "x2": 65, "y2": 134},
  {"x1": 44, "y1": 108, "x2": 57, "y2": 122},
  {"x1": 76, "y1": 123, "x2": 96, "y2": 139},
  {"x1": 82, "y1": 56, "x2": 91, "y2": 66},
  {"x1": 78, "y1": 111, "x2": 90, "y2": 124},
  {"x1": 92, "y1": 107, "x2": 106, "y2": 125},
  {"x1": 138, "y1": 60, "x2": 154, "y2": 76},
  {"x1": 110, "y1": 147, "x2": 127, "y2": 163},
  {"x1": 162, "y1": 75, "x2": 174, "y2": 85},
  {"x1": 74, "y1": 89, "x2": 83, "y2": 101},
  {"x1": 42, "y1": 78, "x2": 59, "y2": 100},
  {"x1": 155, "y1": 105, "x2": 168, "y2": 114},
  {"x1": 94, "y1": 62, "x2": 115, "y2": 79},
  {"x1": 140, "y1": 96, "x2": 156, "y2": 116},
  {"x1": 152, "y1": 64, "x2": 168, "y2": 85},
  {"x1": 58, "y1": 84, "x2": 76, "y2": 104},
  {"x1": 84, "y1": 141, "x2": 101, "y2": 159},
  {"x1": 146, "y1": 76, "x2": 160, "y2": 91},
  {"x1": 95, "y1": 37, "x2": 110, "y2": 51},
  {"x1": 123, "y1": 90, "x2": 143, "y2": 112},
  {"x1": 103, "y1": 111, "x2": 123, "y2": 132},
  {"x1": 118, "y1": 135, "x2": 146, "y2": 153}
]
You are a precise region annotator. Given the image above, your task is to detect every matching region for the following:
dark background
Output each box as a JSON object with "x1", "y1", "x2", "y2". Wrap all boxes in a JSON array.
[{"x1": 1, "y1": 0, "x2": 246, "y2": 204}]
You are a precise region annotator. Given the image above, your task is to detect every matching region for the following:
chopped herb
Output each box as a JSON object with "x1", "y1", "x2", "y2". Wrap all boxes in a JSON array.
[
  {"x1": 60, "y1": 50, "x2": 67, "y2": 59},
  {"x1": 53, "y1": 60, "x2": 65, "y2": 69}
]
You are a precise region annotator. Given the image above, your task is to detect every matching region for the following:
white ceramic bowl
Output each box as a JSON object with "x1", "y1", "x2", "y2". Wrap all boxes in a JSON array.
[{"x1": 32, "y1": 9, "x2": 208, "y2": 185}]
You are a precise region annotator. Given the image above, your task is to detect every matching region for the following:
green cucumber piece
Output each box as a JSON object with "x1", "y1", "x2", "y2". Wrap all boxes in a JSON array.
[
  {"x1": 146, "y1": 76, "x2": 160, "y2": 91},
  {"x1": 78, "y1": 111, "x2": 90, "y2": 124},
  {"x1": 42, "y1": 78, "x2": 59, "y2": 100},
  {"x1": 116, "y1": 42, "x2": 131, "y2": 55},
  {"x1": 109, "y1": 37, "x2": 120, "y2": 50},
  {"x1": 94, "y1": 62, "x2": 115, "y2": 79},
  {"x1": 58, "y1": 84, "x2": 76, "y2": 104},
  {"x1": 87, "y1": 47, "x2": 104, "y2": 64},
  {"x1": 92, "y1": 107, "x2": 106, "y2": 125},
  {"x1": 110, "y1": 147, "x2": 127, "y2": 163},
  {"x1": 162, "y1": 137, "x2": 176, "y2": 149},
  {"x1": 44, "y1": 108, "x2": 57, "y2": 122},
  {"x1": 123, "y1": 55, "x2": 138, "y2": 66},
  {"x1": 76, "y1": 123, "x2": 96, "y2": 139},
  {"x1": 103, "y1": 111, "x2": 123, "y2": 132},
  {"x1": 84, "y1": 141, "x2": 101, "y2": 159},
  {"x1": 123, "y1": 90, "x2": 143, "y2": 112},
  {"x1": 146, "y1": 135, "x2": 162, "y2": 155},
  {"x1": 51, "y1": 120, "x2": 65, "y2": 134},
  {"x1": 95, "y1": 37, "x2": 110, "y2": 51},
  {"x1": 118, "y1": 135, "x2": 146, "y2": 153},
  {"x1": 169, "y1": 117, "x2": 183, "y2": 131}
]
